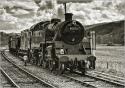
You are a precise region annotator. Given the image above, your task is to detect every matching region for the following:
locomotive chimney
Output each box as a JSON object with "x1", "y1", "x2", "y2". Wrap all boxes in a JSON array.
[{"x1": 65, "y1": 13, "x2": 73, "y2": 21}]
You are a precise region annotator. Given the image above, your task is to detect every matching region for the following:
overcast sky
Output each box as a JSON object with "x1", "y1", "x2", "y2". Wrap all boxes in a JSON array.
[{"x1": 0, "y1": 0, "x2": 124, "y2": 33}]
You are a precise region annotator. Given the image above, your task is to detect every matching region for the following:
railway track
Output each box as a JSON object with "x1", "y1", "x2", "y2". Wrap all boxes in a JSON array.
[
  {"x1": 2, "y1": 50, "x2": 125, "y2": 88},
  {"x1": 63, "y1": 71, "x2": 124, "y2": 88},
  {"x1": 63, "y1": 73, "x2": 97, "y2": 88},
  {"x1": 1, "y1": 68, "x2": 20, "y2": 88},
  {"x1": 87, "y1": 71, "x2": 125, "y2": 86},
  {"x1": 1, "y1": 51, "x2": 56, "y2": 88},
  {"x1": 0, "y1": 68, "x2": 16, "y2": 88},
  {"x1": 2, "y1": 51, "x2": 90, "y2": 88}
]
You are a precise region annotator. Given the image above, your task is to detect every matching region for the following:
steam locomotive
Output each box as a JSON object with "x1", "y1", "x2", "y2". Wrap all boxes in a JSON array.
[{"x1": 9, "y1": 13, "x2": 96, "y2": 74}]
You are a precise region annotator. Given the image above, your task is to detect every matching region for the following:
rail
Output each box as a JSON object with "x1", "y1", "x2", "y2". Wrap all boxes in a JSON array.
[
  {"x1": 75, "y1": 70, "x2": 125, "y2": 87},
  {"x1": 1, "y1": 67, "x2": 20, "y2": 88},
  {"x1": 1, "y1": 51, "x2": 56, "y2": 88},
  {"x1": 86, "y1": 71, "x2": 125, "y2": 86},
  {"x1": 62, "y1": 74, "x2": 97, "y2": 88}
]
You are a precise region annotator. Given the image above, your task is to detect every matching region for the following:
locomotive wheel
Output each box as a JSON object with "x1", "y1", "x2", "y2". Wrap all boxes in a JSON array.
[
  {"x1": 80, "y1": 67, "x2": 86, "y2": 75},
  {"x1": 58, "y1": 63, "x2": 65, "y2": 74},
  {"x1": 79, "y1": 61, "x2": 86, "y2": 75},
  {"x1": 49, "y1": 60, "x2": 52, "y2": 71},
  {"x1": 61, "y1": 64, "x2": 65, "y2": 71},
  {"x1": 70, "y1": 66, "x2": 74, "y2": 73},
  {"x1": 69, "y1": 60, "x2": 74, "y2": 73},
  {"x1": 49, "y1": 60, "x2": 55, "y2": 71}
]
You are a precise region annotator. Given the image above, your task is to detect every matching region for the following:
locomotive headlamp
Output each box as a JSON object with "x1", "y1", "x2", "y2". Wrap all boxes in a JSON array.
[{"x1": 72, "y1": 21, "x2": 76, "y2": 25}]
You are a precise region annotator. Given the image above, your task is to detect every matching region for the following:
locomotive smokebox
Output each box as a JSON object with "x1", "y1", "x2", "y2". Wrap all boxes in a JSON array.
[{"x1": 65, "y1": 13, "x2": 73, "y2": 21}]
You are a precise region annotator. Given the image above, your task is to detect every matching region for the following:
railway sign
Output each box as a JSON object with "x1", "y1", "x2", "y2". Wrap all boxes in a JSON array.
[{"x1": 57, "y1": 0, "x2": 93, "y2": 4}]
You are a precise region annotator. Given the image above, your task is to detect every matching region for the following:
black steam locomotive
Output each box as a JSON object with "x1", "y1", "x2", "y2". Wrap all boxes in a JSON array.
[{"x1": 9, "y1": 13, "x2": 96, "y2": 74}]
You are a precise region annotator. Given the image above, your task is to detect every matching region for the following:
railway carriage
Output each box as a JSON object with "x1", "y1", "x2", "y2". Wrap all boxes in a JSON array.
[
  {"x1": 19, "y1": 29, "x2": 30, "y2": 56},
  {"x1": 8, "y1": 34, "x2": 20, "y2": 55}
]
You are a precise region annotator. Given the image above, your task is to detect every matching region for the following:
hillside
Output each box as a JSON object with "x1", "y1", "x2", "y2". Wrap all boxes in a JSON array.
[{"x1": 88, "y1": 20, "x2": 124, "y2": 45}]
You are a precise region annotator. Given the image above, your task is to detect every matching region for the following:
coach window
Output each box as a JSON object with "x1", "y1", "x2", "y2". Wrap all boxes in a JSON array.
[{"x1": 37, "y1": 31, "x2": 39, "y2": 36}]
